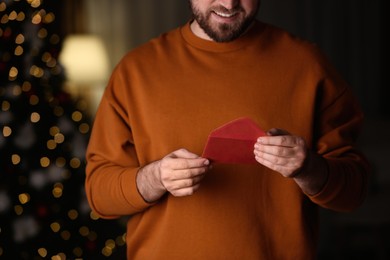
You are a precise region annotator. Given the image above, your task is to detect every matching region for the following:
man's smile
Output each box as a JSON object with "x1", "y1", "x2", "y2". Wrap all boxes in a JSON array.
[{"x1": 212, "y1": 10, "x2": 239, "y2": 18}]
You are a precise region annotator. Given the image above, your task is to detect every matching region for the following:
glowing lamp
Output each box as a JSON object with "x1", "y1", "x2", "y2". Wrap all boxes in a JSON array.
[{"x1": 59, "y1": 34, "x2": 109, "y2": 85}]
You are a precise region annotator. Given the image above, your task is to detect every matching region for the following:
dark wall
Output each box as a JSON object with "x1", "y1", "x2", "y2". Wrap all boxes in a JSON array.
[{"x1": 259, "y1": 0, "x2": 385, "y2": 119}]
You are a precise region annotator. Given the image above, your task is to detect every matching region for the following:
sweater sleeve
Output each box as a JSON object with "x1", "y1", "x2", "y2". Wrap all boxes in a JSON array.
[
  {"x1": 308, "y1": 78, "x2": 370, "y2": 212},
  {"x1": 85, "y1": 72, "x2": 153, "y2": 219}
]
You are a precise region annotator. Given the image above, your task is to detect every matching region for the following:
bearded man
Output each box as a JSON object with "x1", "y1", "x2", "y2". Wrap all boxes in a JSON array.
[{"x1": 85, "y1": 1, "x2": 370, "y2": 259}]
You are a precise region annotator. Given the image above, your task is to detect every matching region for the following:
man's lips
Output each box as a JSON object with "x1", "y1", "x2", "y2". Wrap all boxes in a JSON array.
[{"x1": 212, "y1": 10, "x2": 239, "y2": 19}]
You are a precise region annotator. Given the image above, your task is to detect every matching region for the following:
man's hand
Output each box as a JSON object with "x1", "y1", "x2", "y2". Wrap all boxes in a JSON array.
[
  {"x1": 137, "y1": 149, "x2": 211, "y2": 202},
  {"x1": 254, "y1": 128, "x2": 307, "y2": 178},
  {"x1": 254, "y1": 128, "x2": 328, "y2": 195}
]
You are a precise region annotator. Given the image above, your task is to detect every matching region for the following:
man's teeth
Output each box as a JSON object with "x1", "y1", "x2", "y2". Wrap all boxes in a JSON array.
[{"x1": 214, "y1": 11, "x2": 236, "y2": 18}]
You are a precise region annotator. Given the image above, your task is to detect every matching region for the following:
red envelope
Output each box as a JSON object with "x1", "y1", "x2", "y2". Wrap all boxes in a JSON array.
[{"x1": 202, "y1": 117, "x2": 266, "y2": 164}]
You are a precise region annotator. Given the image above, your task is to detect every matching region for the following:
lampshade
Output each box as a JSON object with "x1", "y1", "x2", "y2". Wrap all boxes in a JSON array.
[{"x1": 59, "y1": 34, "x2": 109, "y2": 85}]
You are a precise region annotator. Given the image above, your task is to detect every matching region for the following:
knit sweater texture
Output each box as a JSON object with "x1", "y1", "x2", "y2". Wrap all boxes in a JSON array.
[{"x1": 85, "y1": 20, "x2": 369, "y2": 259}]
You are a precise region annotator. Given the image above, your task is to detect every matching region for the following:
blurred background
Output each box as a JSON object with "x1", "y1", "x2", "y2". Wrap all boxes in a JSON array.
[{"x1": 0, "y1": 0, "x2": 388, "y2": 259}]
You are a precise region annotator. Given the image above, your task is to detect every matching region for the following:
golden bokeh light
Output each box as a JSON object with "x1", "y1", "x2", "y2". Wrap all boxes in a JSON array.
[
  {"x1": 31, "y1": 112, "x2": 41, "y2": 123},
  {"x1": 11, "y1": 154, "x2": 21, "y2": 165},
  {"x1": 72, "y1": 111, "x2": 83, "y2": 122},
  {"x1": 14, "y1": 205, "x2": 23, "y2": 215},
  {"x1": 15, "y1": 33, "x2": 25, "y2": 44},
  {"x1": 37, "y1": 248, "x2": 47, "y2": 257},
  {"x1": 29, "y1": 95, "x2": 39, "y2": 105},
  {"x1": 40, "y1": 156, "x2": 50, "y2": 167},
  {"x1": 3, "y1": 126, "x2": 12, "y2": 137},
  {"x1": 14, "y1": 45, "x2": 23, "y2": 56},
  {"x1": 9, "y1": 66, "x2": 18, "y2": 79},
  {"x1": 18, "y1": 193, "x2": 30, "y2": 204},
  {"x1": 68, "y1": 209, "x2": 79, "y2": 220},
  {"x1": 54, "y1": 133, "x2": 64, "y2": 143},
  {"x1": 50, "y1": 222, "x2": 61, "y2": 233},
  {"x1": 69, "y1": 158, "x2": 81, "y2": 169},
  {"x1": 2, "y1": 101, "x2": 10, "y2": 111}
]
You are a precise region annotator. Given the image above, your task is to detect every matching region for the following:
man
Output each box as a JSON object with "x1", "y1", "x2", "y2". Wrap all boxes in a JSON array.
[{"x1": 85, "y1": 0, "x2": 370, "y2": 259}]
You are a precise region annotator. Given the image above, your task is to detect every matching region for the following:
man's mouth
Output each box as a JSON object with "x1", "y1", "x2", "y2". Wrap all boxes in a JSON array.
[{"x1": 213, "y1": 10, "x2": 238, "y2": 18}]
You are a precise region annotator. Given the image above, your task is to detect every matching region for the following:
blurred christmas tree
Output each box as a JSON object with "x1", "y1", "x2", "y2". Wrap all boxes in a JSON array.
[{"x1": 0, "y1": 0, "x2": 126, "y2": 258}]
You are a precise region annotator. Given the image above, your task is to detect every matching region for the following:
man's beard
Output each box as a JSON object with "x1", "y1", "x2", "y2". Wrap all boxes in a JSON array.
[{"x1": 189, "y1": 2, "x2": 258, "y2": 42}]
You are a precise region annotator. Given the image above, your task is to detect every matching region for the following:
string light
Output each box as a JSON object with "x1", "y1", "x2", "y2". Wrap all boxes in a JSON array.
[
  {"x1": 50, "y1": 222, "x2": 60, "y2": 233},
  {"x1": 27, "y1": 0, "x2": 42, "y2": 9},
  {"x1": 30, "y1": 111, "x2": 40, "y2": 123},
  {"x1": 14, "y1": 45, "x2": 23, "y2": 56},
  {"x1": 72, "y1": 247, "x2": 83, "y2": 258},
  {"x1": 11, "y1": 154, "x2": 20, "y2": 165},
  {"x1": 40, "y1": 156, "x2": 50, "y2": 167},
  {"x1": 52, "y1": 183, "x2": 63, "y2": 198},
  {"x1": 0, "y1": 3, "x2": 6, "y2": 12},
  {"x1": 69, "y1": 158, "x2": 81, "y2": 169},
  {"x1": 3, "y1": 126, "x2": 12, "y2": 137},
  {"x1": 47, "y1": 139, "x2": 56, "y2": 150},
  {"x1": 29, "y1": 95, "x2": 39, "y2": 105},
  {"x1": 12, "y1": 84, "x2": 22, "y2": 95},
  {"x1": 18, "y1": 193, "x2": 30, "y2": 204},
  {"x1": 55, "y1": 157, "x2": 66, "y2": 167},
  {"x1": 22, "y1": 81, "x2": 31, "y2": 91},
  {"x1": 79, "y1": 226, "x2": 89, "y2": 237},
  {"x1": 2, "y1": 100, "x2": 10, "y2": 110},
  {"x1": 43, "y1": 12, "x2": 55, "y2": 24},
  {"x1": 16, "y1": 12, "x2": 25, "y2": 21},
  {"x1": 15, "y1": 33, "x2": 24, "y2": 43},
  {"x1": 37, "y1": 248, "x2": 47, "y2": 257},
  {"x1": 8, "y1": 66, "x2": 18, "y2": 79},
  {"x1": 8, "y1": 11, "x2": 17, "y2": 20},
  {"x1": 67, "y1": 209, "x2": 78, "y2": 220},
  {"x1": 37, "y1": 27, "x2": 47, "y2": 38},
  {"x1": 54, "y1": 133, "x2": 64, "y2": 143},
  {"x1": 71, "y1": 111, "x2": 82, "y2": 122},
  {"x1": 14, "y1": 205, "x2": 23, "y2": 215},
  {"x1": 79, "y1": 123, "x2": 90, "y2": 134},
  {"x1": 60, "y1": 230, "x2": 71, "y2": 241}
]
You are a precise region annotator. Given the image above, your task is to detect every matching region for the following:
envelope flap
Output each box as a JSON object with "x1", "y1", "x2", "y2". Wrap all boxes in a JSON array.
[
  {"x1": 202, "y1": 117, "x2": 266, "y2": 164},
  {"x1": 209, "y1": 117, "x2": 265, "y2": 140}
]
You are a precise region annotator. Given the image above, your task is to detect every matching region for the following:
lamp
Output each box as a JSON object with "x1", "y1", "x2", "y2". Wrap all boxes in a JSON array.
[{"x1": 59, "y1": 34, "x2": 109, "y2": 114}]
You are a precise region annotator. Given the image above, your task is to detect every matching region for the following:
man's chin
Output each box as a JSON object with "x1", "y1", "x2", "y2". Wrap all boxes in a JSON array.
[{"x1": 206, "y1": 26, "x2": 245, "y2": 42}]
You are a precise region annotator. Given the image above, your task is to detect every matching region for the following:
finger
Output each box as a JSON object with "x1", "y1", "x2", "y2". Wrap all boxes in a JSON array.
[
  {"x1": 163, "y1": 157, "x2": 210, "y2": 171},
  {"x1": 257, "y1": 135, "x2": 303, "y2": 147},
  {"x1": 170, "y1": 148, "x2": 201, "y2": 159},
  {"x1": 168, "y1": 174, "x2": 205, "y2": 190},
  {"x1": 255, "y1": 155, "x2": 286, "y2": 172},
  {"x1": 267, "y1": 128, "x2": 291, "y2": 136},
  {"x1": 254, "y1": 144, "x2": 295, "y2": 157},
  {"x1": 254, "y1": 150, "x2": 290, "y2": 166},
  {"x1": 255, "y1": 155, "x2": 298, "y2": 177},
  {"x1": 168, "y1": 167, "x2": 208, "y2": 181},
  {"x1": 169, "y1": 184, "x2": 201, "y2": 197}
]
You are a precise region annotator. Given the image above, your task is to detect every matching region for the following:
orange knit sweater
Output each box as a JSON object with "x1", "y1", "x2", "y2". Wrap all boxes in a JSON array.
[{"x1": 85, "y1": 21, "x2": 369, "y2": 259}]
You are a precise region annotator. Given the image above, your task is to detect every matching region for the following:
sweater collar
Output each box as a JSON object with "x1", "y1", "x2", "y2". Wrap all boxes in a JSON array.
[{"x1": 181, "y1": 19, "x2": 265, "y2": 52}]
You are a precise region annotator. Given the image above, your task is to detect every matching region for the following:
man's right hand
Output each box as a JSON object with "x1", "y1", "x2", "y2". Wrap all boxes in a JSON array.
[{"x1": 136, "y1": 149, "x2": 211, "y2": 203}]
